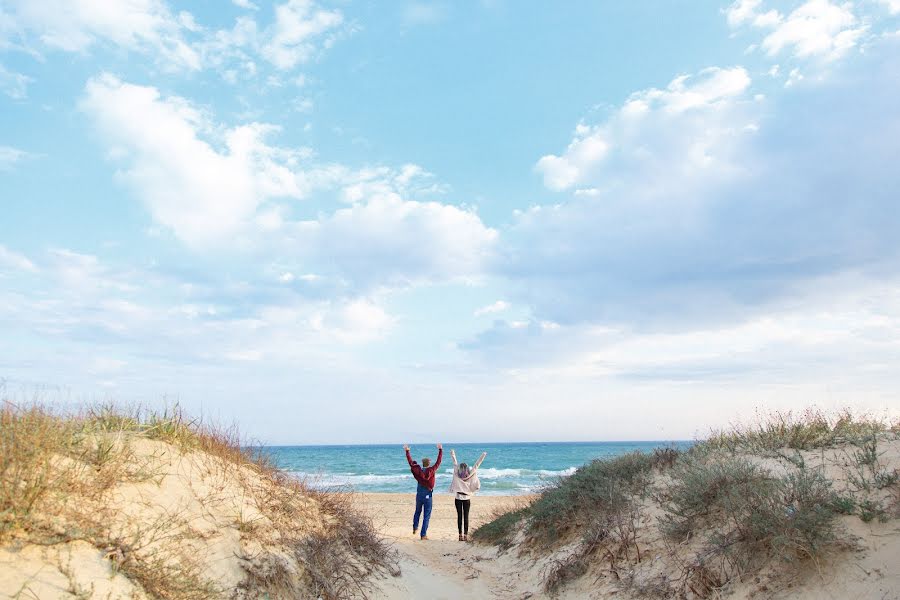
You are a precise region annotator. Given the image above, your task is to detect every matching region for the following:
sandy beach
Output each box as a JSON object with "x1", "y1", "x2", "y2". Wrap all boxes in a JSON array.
[
  {"x1": 356, "y1": 492, "x2": 530, "y2": 541},
  {"x1": 358, "y1": 493, "x2": 538, "y2": 599}
]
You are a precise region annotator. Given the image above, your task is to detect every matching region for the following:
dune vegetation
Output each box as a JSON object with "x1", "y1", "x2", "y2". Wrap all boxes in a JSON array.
[
  {"x1": 0, "y1": 399, "x2": 398, "y2": 599},
  {"x1": 473, "y1": 409, "x2": 900, "y2": 598}
]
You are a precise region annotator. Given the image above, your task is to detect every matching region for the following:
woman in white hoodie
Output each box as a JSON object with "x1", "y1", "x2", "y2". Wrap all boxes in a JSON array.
[{"x1": 449, "y1": 448, "x2": 487, "y2": 541}]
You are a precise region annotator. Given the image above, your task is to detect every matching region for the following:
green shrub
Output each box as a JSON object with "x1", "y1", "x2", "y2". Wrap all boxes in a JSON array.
[
  {"x1": 525, "y1": 451, "x2": 653, "y2": 546},
  {"x1": 703, "y1": 408, "x2": 891, "y2": 453},
  {"x1": 659, "y1": 455, "x2": 769, "y2": 541},
  {"x1": 471, "y1": 507, "x2": 529, "y2": 549},
  {"x1": 661, "y1": 457, "x2": 840, "y2": 575}
]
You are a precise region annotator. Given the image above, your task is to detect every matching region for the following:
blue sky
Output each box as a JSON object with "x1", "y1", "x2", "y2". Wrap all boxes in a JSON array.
[{"x1": 1, "y1": 0, "x2": 899, "y2": 444}]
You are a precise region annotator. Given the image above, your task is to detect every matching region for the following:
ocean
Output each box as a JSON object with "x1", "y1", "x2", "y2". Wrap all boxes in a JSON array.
[{"x1": 261, "y1": 441, "x2": 692, "y2": 495}]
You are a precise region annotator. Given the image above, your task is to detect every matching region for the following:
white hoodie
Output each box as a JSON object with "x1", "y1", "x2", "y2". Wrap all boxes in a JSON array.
[{"x1": 449, "y1": 449, "x2": 487, "y2": 499}]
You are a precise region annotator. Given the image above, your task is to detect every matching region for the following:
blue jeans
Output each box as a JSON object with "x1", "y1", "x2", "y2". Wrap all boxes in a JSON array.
[{"x1": 413, "y1": 485, "x2": 433, "y2": 537}]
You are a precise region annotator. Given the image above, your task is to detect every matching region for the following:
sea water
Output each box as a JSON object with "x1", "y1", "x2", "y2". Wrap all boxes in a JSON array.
[{"x1": 261, "y1": 441, "x2": 691, "y2": 496}]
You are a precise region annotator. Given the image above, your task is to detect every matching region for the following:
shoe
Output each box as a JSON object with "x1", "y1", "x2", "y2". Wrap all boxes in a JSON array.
[
  {"x1": 420, "y1": 536, "x2": 429, "y2": 540},
  {"x1": 458, "y1": 534, "x2": 464, "y2": 541},
  {"x1": 463, "y1": 534, "x2": 468, "y2": 542},
  {"x1": 413, "y1": 528, "x2": 418, "y2": 536}
]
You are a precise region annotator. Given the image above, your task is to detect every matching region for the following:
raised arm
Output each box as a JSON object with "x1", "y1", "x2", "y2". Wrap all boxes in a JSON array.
[
  {"x1": 404, "y1": 444, "x2": 414, "y2": 467},
  {"x1": 450, "y1": 448, "x2": 458, "y2": 466},
  {"x1": 473, "y1": 451, "x2": 487, "y2": 471},
  {"x1": 434, "y1": 444, "x2": 443, "y2": 470}
]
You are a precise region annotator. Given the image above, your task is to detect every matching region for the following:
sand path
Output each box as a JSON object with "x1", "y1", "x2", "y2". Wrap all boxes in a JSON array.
[{"x1": 358, "y1": 493, "x2": 535, "y2": 599}]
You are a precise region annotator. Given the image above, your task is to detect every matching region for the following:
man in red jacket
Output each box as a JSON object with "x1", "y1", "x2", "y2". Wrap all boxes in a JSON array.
[{"x1": 404, "y1": 443, "x2": 442, "y2": 540}]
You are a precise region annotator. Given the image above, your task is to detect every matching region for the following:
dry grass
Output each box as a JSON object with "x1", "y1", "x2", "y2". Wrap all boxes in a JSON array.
[
  {"x1": 0, "y1": 398, "x2": 396, "y2": 599},
  {"x1": 703, "y1": 407, "x2": 897, "y2": 453},
  {"x1": 475, "y1": 409, "x2": 899, "y2": 598}
]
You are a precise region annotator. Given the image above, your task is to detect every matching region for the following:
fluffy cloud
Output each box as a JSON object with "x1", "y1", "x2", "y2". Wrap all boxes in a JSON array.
[
  {"x1": 1, "y1": 0, "x2": 347, "y2": 77},
  {"x1": 726, "y1": 0, "x2": 866, "y2": 62},
  {"x1": 536, "y1": 66, "x2": 753, "y2": 193},
  {"x1": 2, "y1": 0, "x2": 201, "y2": 70},
  {"x1": 81, "y1": 74, "x2": 307, "y2": 244},
  {"x1": 510, "y1": 37, "x2": 900, "y2": 331},
  {"x1": 0, "y1": 144, "x2": 32, "y2": 170},
  {"x1": 0, "y1": 244, "x2": 37, "y2": 271},
  {"x1": 261, "y1": 0, "x2": 343, "y2": 69},
  {"x1": 461, "y1": 277, "x2": 900, "y2": 386},
  {"x1": 880, "y1": 0, "x2": 900, "y2": 15},
  {"x1": 81, "y1": 75, "x2": 496, "y2": 288},
  {"x1": 294, "y1": 194, "x2": 497, "y2": 289},
  {"x1": 474, "y1": 300, "x2": 510, "y2": 316},
  {"x1": 0, "y1": 246, "x2": 399, "y2": 376},
  {"x1": 0, "y1": 63, "x2": 31, "y2": 98}
]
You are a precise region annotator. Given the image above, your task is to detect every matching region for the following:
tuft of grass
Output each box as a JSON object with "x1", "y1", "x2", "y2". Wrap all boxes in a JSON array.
[
  {"x1": 703, "y1": 408, "x2": 893, "y2": 453},
  {"x1": 0, "y1": 398, "x2": 396, "y2": 599},
  {"x1": 525, "y1": 451, "x2": 654, "y2": 547},
  {"x1": 660, "y1": 455, "x2": 842, "y2": 595},
  {"x1": 472, "y1": 507, "x2": 530, "y2": 550}
]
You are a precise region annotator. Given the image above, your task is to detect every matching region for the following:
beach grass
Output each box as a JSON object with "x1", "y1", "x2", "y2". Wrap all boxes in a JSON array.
[
  {"x1": 473, "y1": 408, "x2": 900, "y2": 598},
  {"x1": 0, "y1": 398, "x2": 396, "y2": 599}
]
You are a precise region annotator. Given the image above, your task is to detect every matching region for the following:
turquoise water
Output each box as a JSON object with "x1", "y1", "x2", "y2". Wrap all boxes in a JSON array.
[{"x1": 261, "y1": 441, "x2": 691, "y2": 496}]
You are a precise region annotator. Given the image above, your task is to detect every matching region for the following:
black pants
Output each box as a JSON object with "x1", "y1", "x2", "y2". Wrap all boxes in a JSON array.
[{"x1": 455, "y1": 498, "x2": 471, "y2": 534}]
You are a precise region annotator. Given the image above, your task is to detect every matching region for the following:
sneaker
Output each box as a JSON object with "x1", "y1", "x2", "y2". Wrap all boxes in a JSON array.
[
  {"x1": 413, "y1": 528, "x2": 418, "y2": 536},
  {"x1": 420, "y1": 535, "x2": 429, "y2": 540},
  {"x1": 463, "y1": 534, "x2": 468, "y2": 542},
  {"x1": 458, "y1": 534, "x2": 464, "y2": 541}
]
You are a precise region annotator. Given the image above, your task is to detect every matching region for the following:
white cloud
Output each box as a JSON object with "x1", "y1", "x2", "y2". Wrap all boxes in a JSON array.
[
  {"x1": 402, "y1": 3, "x2": 448, "y2": 26},
  {"x1": 0, "y1": 244, "x2": 37, "y2": 271},
  {"x1": 762, "y1": 0, "x2": 864, "y2": 61},
  {"x1": 474, "y1": 300, "x2": 510, "y2": 316},
  {"x1": 0, "y1": 145, "x2": 32, "y2": 170},
  {"x1": 1, "y1": 0, "x2": 348, "y2": 81},
  {"x1": 297, "y1": 194, "x2": 497, "y2": 288},
  {"x1": 81, "y1": 75, "x2": 495, "y2": 289},
  {"x1": 261, "y1": 0, "x2": 343, "y2": 70},
  {"x1": 880, "y1": 0, "x2": 900, "y2": 15},
  {"x1": 726, "y1": 0, "x2": 866, "y2": 62},
  {"x1": 0, "y1": 63, "x2": 31, "y2": 98},
  {"x1": 232, "y1": 0, "x2": 259, "y2": 10},
  {"x1": 463, "y1": 277, "x2": 900, "y2": 389},
  {"x1": 81, "y1": 74, "x2": 308, "y2": 245},
  {"x1": 2, "y1": 0, "x2": 201, "y2": 70},
  {"x1": 536, "y1": 66, "x2": 753, "y2": 193},
  {"x1": 309, "y1": 299, "x2": 394, "y2": 343},
  {"x1": 508, "y1": 36, "x2": 900, "y2": 333}
]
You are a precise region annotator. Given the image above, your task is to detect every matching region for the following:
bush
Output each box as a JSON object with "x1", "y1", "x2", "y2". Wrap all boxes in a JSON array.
[
  {"x1": 471, "y1": 507, "x2": 529, "y2": 549},
  {"x1": 525, "y1": 452, "x2": 653, "y2": 547},
  {"x1": 661, "y1": 455, "x2": 841, "y2": 592},
  {"x1": 703, "y1": 408, "x2": 891, "y2": 453}
]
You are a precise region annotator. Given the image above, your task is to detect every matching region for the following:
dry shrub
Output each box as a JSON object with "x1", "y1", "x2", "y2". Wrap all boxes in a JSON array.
[
  {"x1": 297, "y1": 488, "x2": 399, "y2": 599},
  {"x1": 1, "y1": 397, "x2": 396, "y2": 600},
  {"x1": 526, "y1": 451, "x2": 654, "y2": 547},
  {"x1": 660, "y1": 454, "x2": 843, "y2": 596},
  {"x1": 704, "y1": 408, "x2": 892, "y2": 453},
  {"x1": 543, "y1": 551, "x2": 589, "y2": 596}
]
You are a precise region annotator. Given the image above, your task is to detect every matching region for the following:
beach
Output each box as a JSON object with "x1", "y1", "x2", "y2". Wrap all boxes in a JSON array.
[
  {"x1": 357, "y1": 493, "x2": 538, "y2": 599},
  {"x1": 356, "y1": 492, "x2": 531, "y2": 540}
]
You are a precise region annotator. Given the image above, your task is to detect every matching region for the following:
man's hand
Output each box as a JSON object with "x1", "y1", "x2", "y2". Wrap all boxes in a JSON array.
[
  {"x1": 437, "y1": 443, "x2": 443, "y2": 450},
  {"x1": 403, "y1": 444, "x2": 409, "y2": 451}
]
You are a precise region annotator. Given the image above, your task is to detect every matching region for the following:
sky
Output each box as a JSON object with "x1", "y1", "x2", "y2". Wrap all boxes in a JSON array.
[{"x1": 1, "y1": 0, "x2": 899, "y2": 444}]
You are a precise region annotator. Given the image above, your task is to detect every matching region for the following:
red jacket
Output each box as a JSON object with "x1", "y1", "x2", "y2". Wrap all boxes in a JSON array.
[{"x1": 406, "y1": 448, "x2": 442, "y2": 490}]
